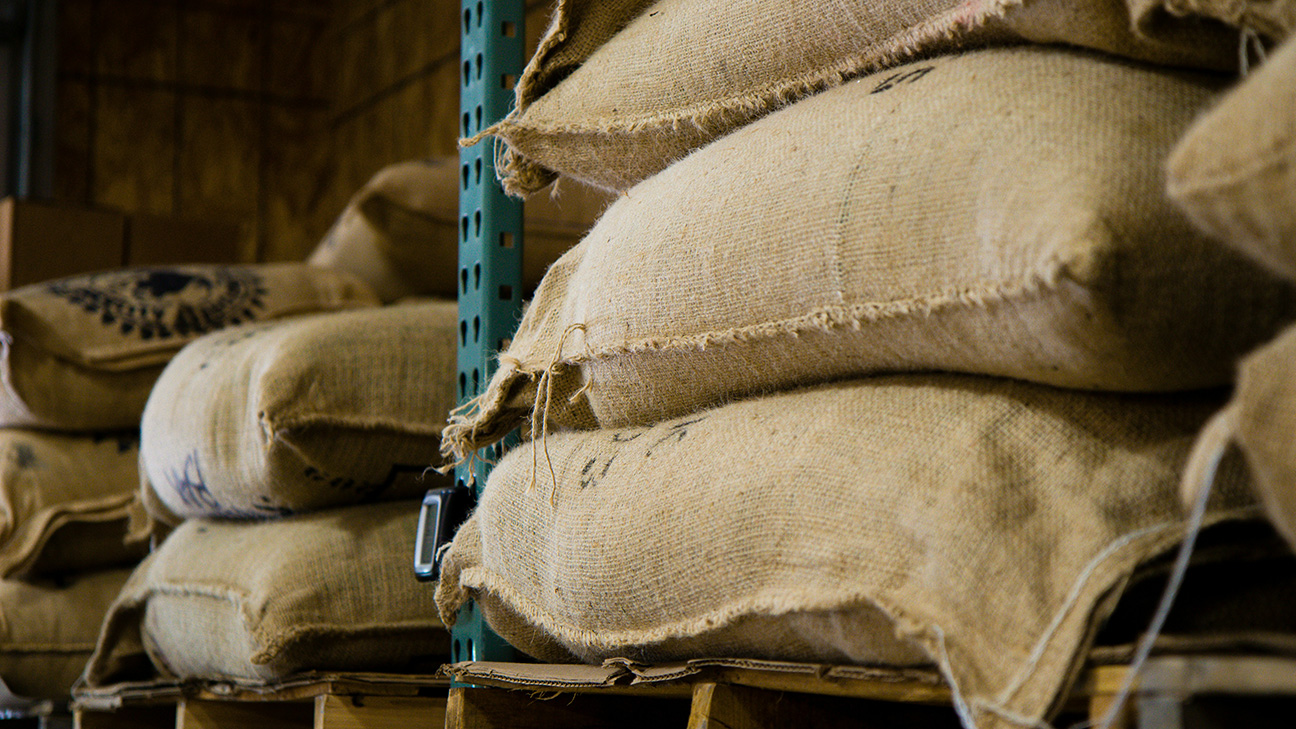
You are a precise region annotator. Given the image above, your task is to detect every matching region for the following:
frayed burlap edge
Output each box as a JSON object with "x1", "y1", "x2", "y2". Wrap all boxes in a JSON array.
[
  {"x1": 84, "y1": 577, "x2": 447, "y2": 686},
  {"x1": 440, "y1": 261, "x2": 1075, "y2": 467},
  {"x1": 1163, "y1": 0, "x2": 1295, "y2": 41},
  {"x1": 0, "y1": 493, "x2": 139, "y2": 579},
  {"x1": 464, "y1": 0, "x2": 1030, "y2": 195},
  {"x1": 437, "y1": 504, "x2": 1259, "y2": 729}
]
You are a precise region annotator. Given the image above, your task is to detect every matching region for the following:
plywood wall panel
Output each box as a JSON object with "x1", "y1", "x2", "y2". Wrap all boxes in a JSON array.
[
  {"x1": 180, "y1": 8, "x2": 264, "y2": 92},
  {"x1": 177, "y1": 97, "x2": 260, "y2": 222},
  {"x1": 93, "y1": 86, "x2": 176, "y2": 215},
  {"x1": 58, "y1": 0, "x2": 96, "y2": 76},
  {"x1": 54, "y1": 80, "x2": 92, "y2": 203},
  {"x1": 263, "y1": 108, "x2": 337, "y2": 263},
  {"x1": 427, "y1": 60, "x2": 461, "y2": 157},
  {"x1": 268, "y1": 18, "x2": 333, "y2": 101},
  {"x1": 97, "y1": 1, "x2": 178, "y2": 82}
]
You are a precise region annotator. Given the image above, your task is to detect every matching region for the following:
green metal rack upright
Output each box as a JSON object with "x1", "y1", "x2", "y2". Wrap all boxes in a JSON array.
[
  {"x1": 451, "y1": 0, "x2": 526, "y2": 664},
  {"x1": 413, "y1": 0, "x2": 525, "y2": 665}
]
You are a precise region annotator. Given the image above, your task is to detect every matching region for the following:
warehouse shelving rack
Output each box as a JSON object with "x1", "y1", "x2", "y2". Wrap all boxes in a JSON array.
[{"x1": 413, "y1": 0, "x2": 525, "y2": 666}]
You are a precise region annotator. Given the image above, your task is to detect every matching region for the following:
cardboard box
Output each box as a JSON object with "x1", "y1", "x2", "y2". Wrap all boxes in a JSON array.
[
  {"x1": 0, "y1": 197, "x2": 245, "y2": 292},
  {"x1": 0, "y1": 198, "x2": 125, "y2": 290}
]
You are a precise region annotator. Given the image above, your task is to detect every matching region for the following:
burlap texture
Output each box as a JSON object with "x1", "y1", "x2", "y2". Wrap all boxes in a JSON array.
[
  {"x1": 444, "y1": 48, "x2": 1295, "y2": 463},
  {"x1": 1181, "y1": 324, "x2": 1296, "y2": 551},
  {"x1": 438, "y1": 375, "x2": 1251, "y2": 729},
  {"x1": 140, "y1": 300, "x2": 457, "y2": 525},
  {"x1": 486, "y1": 0, "x2": 1236, "y2": 193},
  {"x1": 1168, "y1": 35, "x2": 1296, "y2": 280},
  {"x1": 0, "y1": 264, "x2": 379, "y2": 431},
  {"x1": 85, "y1": 500, "x2": 448, "y2": 686},
  {"x1": 0, "y1": 430, "x2": 142, "y2": 579},
  {"x1": 0, "y1": 569, "x2": 131, "y2": 700},
  {"x1": 1163, "y1": 0, "x2": 1296, "y2": 40},
  {"x1": 307, "y1": 158, "x2": 613, "y2": 302}
]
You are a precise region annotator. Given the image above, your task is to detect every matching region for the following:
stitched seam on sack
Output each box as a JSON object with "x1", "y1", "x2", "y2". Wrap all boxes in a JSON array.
[{"x1": 500, "y1": 1, "x2": 1022, "y2": 135}]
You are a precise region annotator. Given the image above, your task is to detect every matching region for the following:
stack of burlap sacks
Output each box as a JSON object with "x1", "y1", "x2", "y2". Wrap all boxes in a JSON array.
[
  {"x1": 434, "y1": 3, "x2": 1296, "y2": 728},
  {"x1": 1171, "y1": 31, "x2": 1296, "y2": 547},
  {"x1": 0, "y1": 262, "x2": 378, "y2": 703},
  {"x1": 75, "y1": 159, "x2": 610, "y2": 690}
]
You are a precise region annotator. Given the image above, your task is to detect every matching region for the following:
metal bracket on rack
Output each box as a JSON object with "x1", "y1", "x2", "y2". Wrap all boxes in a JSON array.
[
  {"x1": 413, "y1": 484, "x2": 473, "y2": 582},
  {"x1": 412, "y1": 0, "x2": 525, "y2": 668}
]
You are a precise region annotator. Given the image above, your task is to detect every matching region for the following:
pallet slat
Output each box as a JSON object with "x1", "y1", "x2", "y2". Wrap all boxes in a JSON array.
[
  {"x1": 176, "y1": 700, "x2": 311, "y2": 729},
  {"x1": 74, "y1": 705, "x2": 175, "y2": 729},
  {"x1": 446, "y1": 686, "x2": 689, "y2": 729},
  {"x1": 314, "y1": 695, "x2": 446, "y2": 729}
]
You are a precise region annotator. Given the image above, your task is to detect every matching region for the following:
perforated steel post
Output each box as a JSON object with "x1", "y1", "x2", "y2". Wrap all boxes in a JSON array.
[{"x1": 450, "y1": 0, "x2": 524, "y2": 665}]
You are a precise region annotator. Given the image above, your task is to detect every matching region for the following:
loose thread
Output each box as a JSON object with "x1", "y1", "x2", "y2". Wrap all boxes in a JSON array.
[
  {"x1": 527, "y1": 366, "x2": 549, "y2": 494},
  {"x1": 526, "y1": 323, "x2": 588, "y2": 504},
  {"x1": 931, "y1": 624, "x2": 983, "y2": 729},
  {"x1": 1070, "y1": 431, "x2": 1227, "y2": 729},
  {"x1": 542, "y1": 362, "x2": 559, "y2": 508},
  {"x1": 568, "y1": 378, "x2": 592, "y2": 404},
  {"x1": 1239, "y1": 25, "x2": 1267, "y2": 76},
  {"x1": 459, "y1": 119, "x2": 506, "y2": 148}
]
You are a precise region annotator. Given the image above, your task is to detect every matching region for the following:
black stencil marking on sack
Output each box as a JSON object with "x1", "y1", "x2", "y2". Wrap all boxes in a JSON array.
[
  {"x1": 167, "y1": 452, "x2": 221, "y2": 512},
  {"x1": 251, "y1": 494, "x2": 294, "y2": 518},
  {"x1": 167, "y1": 452, "x2": 294, "y2": 518},
  {"x1": 303, "y1": 463, "x2": 430, "y2": 500},
  {"x1": 13, "y1": 444, "x2": 36, "y2": 469},
  {"x1": 578, "y1": 454, "x2": 615, "y2": 490},
  {"x1": 870, "y1": 66, "x2": 934, "y2": 94},
  {"x1": 91, "y1": 431, "x2": 138, "y2": 453},
  {"x1": 48, "y1": 267, "x2": 269, "y2": 340},
  {"x1": 643, "y1": 416, "x2": 706, "y2": 458}
]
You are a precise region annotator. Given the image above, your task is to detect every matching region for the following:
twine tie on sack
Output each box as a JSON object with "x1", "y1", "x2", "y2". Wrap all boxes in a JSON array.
[{"x1": 528, "y1": 323, "x2": 587, "y2": 506}]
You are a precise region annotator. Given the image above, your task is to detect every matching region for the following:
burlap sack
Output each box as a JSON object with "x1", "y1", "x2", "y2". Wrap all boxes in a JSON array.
[
  {"x1": 0, "y1": 430, "x2": 143, "y2": 579},
  {"x1": 1163, "y1": 0, "x2": 1295, "y2": 41},
  {"x1": 443, "y1": 48, "x2": 1295, "y2": 463},
  {"x1": 0, "y1": 264, "x2": 379, "y2": 432},
  {"x1": 140, "y1": 300, "x2": 457, "y2": 526},
  {"x1": 1167, "y1": 35, "x2": 1296, "y2": 280},
  {"x1": 307, "y1": 158, "x2": 613, "y2": 302},
  {"x1": 1179, "y1": 324, "x2": 1296, "y2": 553},
  {"x1": 438, "y1": 375, "x2": 1252, "y2": 729},
  {"x1": 486, "y1": 0, "x2": 1237, "y2": 193},
  {"x1": 85, "y1": 500, "x2": 447, "y2": 686},
  {"x1": 0, "y1": 569, "x2": 131, "y2": 699}
]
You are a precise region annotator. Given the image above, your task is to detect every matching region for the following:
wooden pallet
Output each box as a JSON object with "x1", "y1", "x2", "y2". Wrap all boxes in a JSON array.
[
  {"x1": 72, "y1": 673, "x2": 449, "y2": 729},
  {"x1": 1092, "y1": 655, "x2": 1296, "y2": 729},
  {"x1": 66, "y1": 654, "x2": 1296, "y2": 729}
]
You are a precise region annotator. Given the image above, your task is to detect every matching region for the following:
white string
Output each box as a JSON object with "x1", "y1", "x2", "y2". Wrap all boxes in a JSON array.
[
  {"x1": 996, "y1": 523, "x2": 1174, "y2": 705},
  {"x1": 1239, "y1": 26, "x2": 1267, "y2": 76},
  {"x1": 1069, "y1": 439, "x2": 1227, "y2": 729},
  {"x1": 932, "y1": 624, "x2": 983, "y2": 729}
]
